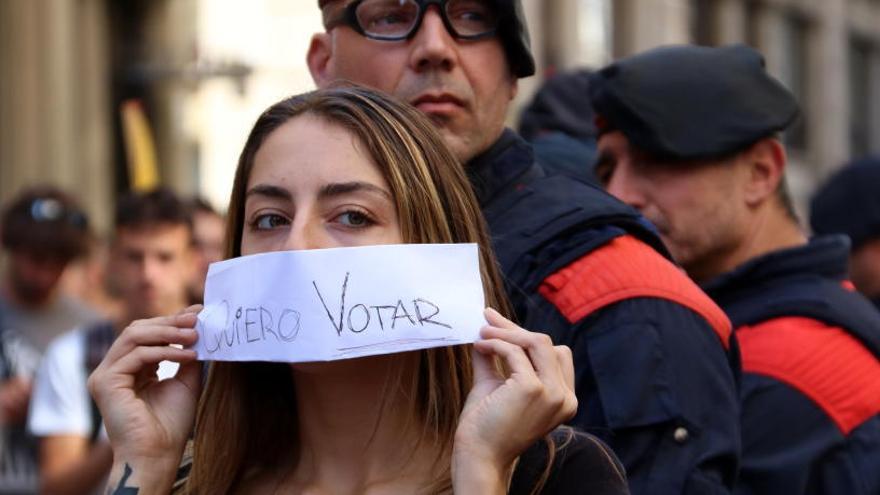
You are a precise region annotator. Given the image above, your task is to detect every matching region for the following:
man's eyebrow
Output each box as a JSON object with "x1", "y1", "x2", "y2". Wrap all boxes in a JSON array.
[
  {"x1": 245, "y1": 184, "x2": 292, "y2": 201},
  {"x1": 318, "y1": 181, "x2": 393, "y2": 201}
]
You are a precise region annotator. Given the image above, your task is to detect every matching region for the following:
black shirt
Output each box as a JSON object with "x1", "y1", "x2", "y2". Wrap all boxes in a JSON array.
[{"x1": 511, "y1": 429, "x2": 630, "y2": 495}]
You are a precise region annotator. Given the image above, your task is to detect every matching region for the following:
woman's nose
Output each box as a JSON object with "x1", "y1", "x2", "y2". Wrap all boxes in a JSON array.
[{"x1": 282, "y1": 220, "x2": 321, "y2": 251}]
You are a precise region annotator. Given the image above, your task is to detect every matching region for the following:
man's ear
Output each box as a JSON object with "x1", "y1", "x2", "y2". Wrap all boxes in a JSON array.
[
  {"x1": 307, "y1": 33, "x2": 334, "y2": 88},
  {"x1": 743, "y1": 138, "x2": 787, "y2": 207}
]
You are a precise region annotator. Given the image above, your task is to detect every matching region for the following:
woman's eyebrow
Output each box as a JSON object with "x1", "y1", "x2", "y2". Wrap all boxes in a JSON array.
[
  {"x1": 246, "y1": 184, "x2": 292, "y2": 201},
  {"x1": 318, "y1": 181, "x2": 392, "y2": 201}
]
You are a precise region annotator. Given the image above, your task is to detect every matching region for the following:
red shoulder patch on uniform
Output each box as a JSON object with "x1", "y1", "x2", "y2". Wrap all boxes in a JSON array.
[
  {"x1": 538, "y1": 235, "x2": 731, "y2": 349},
  {"x1": 738, "y1": 317, "x2": 880, "y2": 434}
]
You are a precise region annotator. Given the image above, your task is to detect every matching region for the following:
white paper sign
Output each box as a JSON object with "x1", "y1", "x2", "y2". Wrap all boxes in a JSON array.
[{"x1": 194, "y1": 244, "x2": 485, "y2": 362}]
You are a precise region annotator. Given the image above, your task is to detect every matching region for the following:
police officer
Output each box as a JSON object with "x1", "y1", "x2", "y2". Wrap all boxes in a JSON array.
[
  {"x1": 811, "y1": 156, "x2": 880, "y2": 310},
  {"x1": 591, "y1": 43, "x2": 880, "y2": 494},
  {"x1": 308, "y1": 2, "x2": 740, "y2": 493}
]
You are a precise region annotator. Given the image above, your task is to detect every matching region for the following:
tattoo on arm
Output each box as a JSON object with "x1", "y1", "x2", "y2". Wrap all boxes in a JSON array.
[{"x1": 108, "y1": 463, "x2": 139, "y2": 495}]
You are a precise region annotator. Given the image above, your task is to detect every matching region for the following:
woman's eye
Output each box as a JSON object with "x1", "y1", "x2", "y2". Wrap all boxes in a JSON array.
[
  {"x1": 335, "y1": 210, "x2": 373, "y2": 228},
  {"x1": 253, "y1": 214, "x2": 289, "y2": 230}
]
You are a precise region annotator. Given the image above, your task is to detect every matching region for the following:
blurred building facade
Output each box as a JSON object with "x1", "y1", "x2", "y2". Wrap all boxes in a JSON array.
[{"x1": 1, "y1": 0, "x2": 879, "y2": 231}]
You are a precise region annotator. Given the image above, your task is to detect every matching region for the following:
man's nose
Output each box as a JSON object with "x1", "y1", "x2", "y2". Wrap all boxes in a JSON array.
[
  {"x1": 141, "y1": 257, "x2": 161, "y2": 283},
  {"x1": 606, "y1": 166, "x2": 648, "y2": 211},
  {"x1": 409, "y1": 6, "x2": 457, "y2": 72}
]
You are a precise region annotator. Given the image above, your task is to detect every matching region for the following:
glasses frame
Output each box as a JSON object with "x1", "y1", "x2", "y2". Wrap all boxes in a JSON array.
[{"x1": 327, "y1": 0, "x2": 499, "y2": 42}]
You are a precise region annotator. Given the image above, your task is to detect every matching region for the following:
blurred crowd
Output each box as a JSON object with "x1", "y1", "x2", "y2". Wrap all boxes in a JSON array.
[{"x1": 0, "y1": 187, "x2": 224, "y2": 493}]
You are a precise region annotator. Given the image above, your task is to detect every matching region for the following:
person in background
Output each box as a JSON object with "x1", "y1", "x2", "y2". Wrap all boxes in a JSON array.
[
  {"x1": 0, "y1": 312, "x2": 42, "y2": 493},
  {"x1": 518, "y1": 68, "x2": 599, "y2": 184},
  {"x1": 591, "y1": 43, "x2": 880, "y2": 494},
  {"x1": 0, "y1": 186, "x2": 100, "y2": 353},
  {"x1": 0, "y1": 186, "x2": 99, "y2": 492},
  {"x1": 187, "y1": 197, "x2": 225, "y2": 304},
  {"x1": 28, "y1": 188, "x2": 195, "y2": 495},
  {"x1": 307, "y1": 2, "x2": 740, "y2": 493},
  {"x1": 59, "y1": 236, "x2": 124, "y2": 323},
  {"x1": 811, "y1": 156, "x2": 880, "y2": 310}
]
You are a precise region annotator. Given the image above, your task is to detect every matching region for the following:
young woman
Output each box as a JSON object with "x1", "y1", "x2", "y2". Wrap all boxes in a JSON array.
[{"x1": 88, "y1": 87, "x2": 629, "y2": 494}]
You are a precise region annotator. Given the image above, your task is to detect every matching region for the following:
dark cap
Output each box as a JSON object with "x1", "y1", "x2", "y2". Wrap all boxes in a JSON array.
[
  {"x1": 499, "y1": 0, "x2": 535, "y2": 78},
  {"x1": 1, "y1": 185, "x2": 91, "y2": 262},
  {"x1": 318, "y1": 0, "x2": 535, "y2": 78},
  {"x1": 519, "y1": 69, "x2": 595, "y2": 141},
  {"x1": 589, "y1": 44, "x2": 800, "y2": 160},
  {"x1": 810, "y1": 156, "x2": 880, "y2": 249}
]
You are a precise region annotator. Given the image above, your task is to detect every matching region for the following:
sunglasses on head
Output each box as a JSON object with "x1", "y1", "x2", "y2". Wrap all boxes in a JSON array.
[{"x1": 29, "y1": 198, "x2": 88, "y2": 230}]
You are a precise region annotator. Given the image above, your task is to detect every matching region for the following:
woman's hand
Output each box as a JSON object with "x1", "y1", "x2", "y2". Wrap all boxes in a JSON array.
[
  {"x1": 87, "y1": 305, "x2": 203, "y2": 492},
  {"x1": 452, "y1": 308, "x2": 577, "y2": 494}
]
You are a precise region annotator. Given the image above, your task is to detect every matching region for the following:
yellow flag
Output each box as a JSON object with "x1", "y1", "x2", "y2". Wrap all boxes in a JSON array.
[{"x1": 120, "y1": 99, "x2": 160, "y2": 191}]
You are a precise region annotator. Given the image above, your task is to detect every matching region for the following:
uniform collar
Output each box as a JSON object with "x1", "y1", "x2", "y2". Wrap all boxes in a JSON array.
[
  {"x1": 466, "y1": 129, "x2": 539, "y2": 206},
  {"x1": 702, "y1": 235, "x2": 851, "y2": 298}
]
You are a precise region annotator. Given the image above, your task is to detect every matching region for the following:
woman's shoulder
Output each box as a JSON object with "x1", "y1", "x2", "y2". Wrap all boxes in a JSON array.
[{"x1": 510, "y1": 428, "x2": 630, "y2": 495}]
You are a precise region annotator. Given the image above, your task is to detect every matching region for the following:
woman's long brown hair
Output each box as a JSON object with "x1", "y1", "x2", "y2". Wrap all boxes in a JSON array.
[{"x1": 185, "y1": 86, "x2": 518, "y2": 493}]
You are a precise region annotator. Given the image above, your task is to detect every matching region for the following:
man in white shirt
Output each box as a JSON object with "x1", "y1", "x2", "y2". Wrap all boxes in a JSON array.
[{"x1": 28, "y1": 188, "x2": 196, "y2": 495}]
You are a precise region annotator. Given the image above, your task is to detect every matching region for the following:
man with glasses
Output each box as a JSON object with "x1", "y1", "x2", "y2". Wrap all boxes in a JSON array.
[{"x1": 307, "y1": 2, "x2": 741, "y2": 493}]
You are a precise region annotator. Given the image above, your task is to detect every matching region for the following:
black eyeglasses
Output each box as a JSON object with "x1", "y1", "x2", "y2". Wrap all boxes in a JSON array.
[
  {"x1": 28, "y1": 198, "x2": 88, "y2": 230},
  {"x1": 326, "y1": 0, "x2": 499, "y2": 41}
]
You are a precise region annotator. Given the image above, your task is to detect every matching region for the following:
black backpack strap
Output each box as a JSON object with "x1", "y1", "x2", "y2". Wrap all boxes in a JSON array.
[{"x1": 84, "y1": 321, "x2": 115, "y2": 443}]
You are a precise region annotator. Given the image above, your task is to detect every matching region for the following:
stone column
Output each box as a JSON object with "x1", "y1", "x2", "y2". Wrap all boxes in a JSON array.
[
  {"x1": 715, "y1": 0, "x2": 747, "y2": 45},
  {"x1": 143, "y1": 0, "x2": 200, "y2": 196},
  {"x1": 811, "y1": 0, "x2": 849, "y2": 177},
  {"x1": 74, "y1": 0, "x2": 114, "y2": 230},
  {"x1": 613, "y1": 0, "x2": 690, "y2": 57},
  {"x1": 544, "y1": 0, "x2": 611, "y2": 69},
  {"x1": 0, "y1": 0, "x2": 114, "y2": 231}
]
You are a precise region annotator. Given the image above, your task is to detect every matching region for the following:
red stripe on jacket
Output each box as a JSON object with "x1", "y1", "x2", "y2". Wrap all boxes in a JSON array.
[
  {"x1": 538, "y1": 234, "x2": 732, "y2": 349},
  {"x1": 738, "y1": 316, "x2": 880, "y2": 434}
]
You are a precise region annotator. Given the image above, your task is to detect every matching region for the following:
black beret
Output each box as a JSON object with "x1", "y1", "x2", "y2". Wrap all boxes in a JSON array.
[
  {"x1": 810, "y1": 156, "x2": 880, "y2": 249},
  {"x1": 519, "y1": 69, "x2": 595, "y2": 141},
  {"x1": 589, "y1": 44, "x2": 800, "y2": 160}
]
